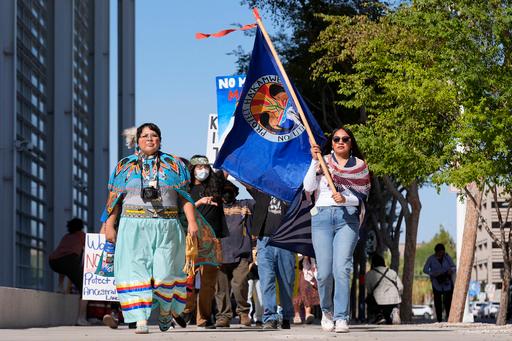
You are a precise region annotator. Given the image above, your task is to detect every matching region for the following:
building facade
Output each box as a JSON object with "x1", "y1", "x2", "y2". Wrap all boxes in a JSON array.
[
  {"x1": 118, "y1": 0, "x2": 136, "y2": 159},
  {"x1": 471, "y1": 191, "x2": 510, "y2": 301},
  {"x1": 0, "y1": 0, "x2": 110, "y2": 291}
]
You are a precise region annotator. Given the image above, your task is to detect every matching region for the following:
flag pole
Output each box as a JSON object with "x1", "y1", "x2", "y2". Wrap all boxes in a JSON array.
[{"x1": 252, "y1": 8, "x2": 337, "y2": 195}]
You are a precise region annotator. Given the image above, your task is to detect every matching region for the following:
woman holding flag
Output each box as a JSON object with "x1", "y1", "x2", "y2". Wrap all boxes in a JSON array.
[{"x1": 304, "y1": 127, "x2": 370, "y2": 333}]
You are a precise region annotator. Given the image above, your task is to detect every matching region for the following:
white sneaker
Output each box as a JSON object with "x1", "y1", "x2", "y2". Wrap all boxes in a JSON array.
[
  {"x1": 335, "y1": 319, "x2": 349, "y2": 333},
  {"x1": 391, "y1": 307, "x2": 401, "y2": 324},
  {"x1": 321, "y1": 312, "x2": 334, "y2": 332}
]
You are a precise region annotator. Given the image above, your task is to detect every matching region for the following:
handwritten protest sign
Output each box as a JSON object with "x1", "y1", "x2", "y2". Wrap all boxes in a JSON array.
[{"x1": 82, "y1": 233, "x2": 118, "y2": 301}]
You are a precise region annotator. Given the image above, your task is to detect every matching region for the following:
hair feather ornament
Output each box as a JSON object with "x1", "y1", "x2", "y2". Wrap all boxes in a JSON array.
[{"x1": 122, "y1": 127, "x2": 137, "y2": 149}]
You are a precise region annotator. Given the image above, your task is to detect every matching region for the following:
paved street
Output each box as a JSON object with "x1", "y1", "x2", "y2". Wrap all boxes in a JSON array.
[{"x1": 1, "y1": 323, "x2": 511, "y2": 341}]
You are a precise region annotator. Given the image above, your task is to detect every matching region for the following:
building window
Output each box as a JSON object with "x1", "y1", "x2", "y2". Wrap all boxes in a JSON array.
[
  {"x1": 491, "y1": 201, "x2": 510, "y2": 209},
  {"x1": 492, "y1": 262, "x2": 504, "y2": 269},
  {"x1": 15, "y1": 0, "x2": 49, "y2": 290},
  {"x1": 491, "y1": 221, "x2": 511, "y2": 229}
]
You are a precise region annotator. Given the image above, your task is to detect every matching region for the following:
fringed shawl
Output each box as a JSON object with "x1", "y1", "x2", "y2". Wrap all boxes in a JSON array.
[
  {"x1": 327, "y1": 154, "x2": 371, "y2": 204},
  {"x1": 100, "y1": 151, "x2": 220, "y2": 267}
]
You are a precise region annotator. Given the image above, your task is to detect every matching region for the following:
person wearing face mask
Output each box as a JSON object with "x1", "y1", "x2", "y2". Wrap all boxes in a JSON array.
[
  {"x1": 214, "y1": 181, "x2": 254, "y2": 328},
  {"x1": 178, "y1": 155, "x2": 227, "y2": 329}
]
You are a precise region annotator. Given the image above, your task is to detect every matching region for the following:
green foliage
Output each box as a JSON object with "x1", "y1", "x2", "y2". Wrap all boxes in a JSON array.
[
  {"x1": 238, "y1": 0, "x2": 388, "y2": 128},
  {"x1": 311, "y1": 3, "x2": 460, "y2": 185},
  {"x1": 430, "y1": 0, "x2": 512, "y2": 191},
  {"x1": 312, "y1": 0, "x2": 512, "y2": 189}
]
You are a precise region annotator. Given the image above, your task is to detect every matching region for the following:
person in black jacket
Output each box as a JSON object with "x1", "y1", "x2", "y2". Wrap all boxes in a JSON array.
[
  {"x1": 181, "y1": 155, "x2": 227, "y2": 329},
  {"x1": 247, "y1": 187, "x2": 295, "y2": 330}
]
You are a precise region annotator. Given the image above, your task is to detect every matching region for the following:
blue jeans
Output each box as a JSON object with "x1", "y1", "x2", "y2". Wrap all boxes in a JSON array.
[
  {"x1": 311, "y1": 206, "x2": 359, "y2": 321},
  {"x1": 257, "y1": 237, "x2": 295, "y2": 323}
]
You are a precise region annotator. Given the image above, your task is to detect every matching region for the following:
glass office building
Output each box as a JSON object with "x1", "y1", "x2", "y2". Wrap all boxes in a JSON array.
[{"x1": 0, "y1": 0, "x2": 110, "y2": 290}]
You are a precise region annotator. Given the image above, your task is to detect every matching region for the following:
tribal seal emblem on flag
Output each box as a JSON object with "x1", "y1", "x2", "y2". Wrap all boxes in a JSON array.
[
  {"x1": 242, "y1": 75, "x2": 305, "y2": 142},
  {"x1": 214, "y1": 26, "x2": 325, "y2": 202}
]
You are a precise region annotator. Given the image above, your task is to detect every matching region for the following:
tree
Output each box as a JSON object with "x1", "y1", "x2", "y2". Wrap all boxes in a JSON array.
[
  {"x1": 311, "y1": 2, "x2": 460, "y2": 321},
  {"x1": 425, "y1": 0, "x2": 512, "y2": 325},
  {"x1": 366, "y1": 176, "x2": 404, "y2": 271},
  {"x1": 237, "y1": 0, "x2": 387, "y2": 127},
  {"x1": 449, "y1": 183, "x2": 483, "y2": 323}
]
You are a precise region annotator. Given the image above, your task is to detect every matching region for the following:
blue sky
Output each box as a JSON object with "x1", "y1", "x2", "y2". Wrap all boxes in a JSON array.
[{"x1": 108, "y1": 0, "x2": 456, "y2": 243}]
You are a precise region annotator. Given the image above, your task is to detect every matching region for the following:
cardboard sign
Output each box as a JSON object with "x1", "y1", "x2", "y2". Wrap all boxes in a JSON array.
[
  {"x1": 206, "y1": 113, "x2": 220, "y2": 164},
  {"x1": 82, "y1": 233, "x2": 118, "y2": 301}
]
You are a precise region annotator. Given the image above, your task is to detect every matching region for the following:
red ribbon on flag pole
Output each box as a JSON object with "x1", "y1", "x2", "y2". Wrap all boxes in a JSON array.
[{"x1": 195, "y1": 23, "x2": 257, "y2": 40}]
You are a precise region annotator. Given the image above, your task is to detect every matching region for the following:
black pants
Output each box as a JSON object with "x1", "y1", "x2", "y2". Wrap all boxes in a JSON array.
[
  {"x1": 49, "y1": 253, "x2": 83, "y2": 292},
  {"x1": 367, "y1": 298, "x2": 396, "y2": 324},
  {"x1": 433, "y1": 289, "x2": 453, "y2": 322}
]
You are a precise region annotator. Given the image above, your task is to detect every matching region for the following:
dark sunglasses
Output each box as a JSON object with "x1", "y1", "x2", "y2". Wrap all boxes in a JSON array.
[{"x1": 332, "y1": 136, "x2": 351, "y2": 144}]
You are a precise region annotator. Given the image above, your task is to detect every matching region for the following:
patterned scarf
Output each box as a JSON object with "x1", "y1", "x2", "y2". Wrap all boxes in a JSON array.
[{"x1": 327, "y1": 154, "x2": 371, "y2": 203}]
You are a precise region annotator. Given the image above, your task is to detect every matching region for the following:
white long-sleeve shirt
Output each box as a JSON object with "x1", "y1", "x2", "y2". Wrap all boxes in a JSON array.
[{"x1": 303, "y1": 159, "x2": 360, "y2": 207}]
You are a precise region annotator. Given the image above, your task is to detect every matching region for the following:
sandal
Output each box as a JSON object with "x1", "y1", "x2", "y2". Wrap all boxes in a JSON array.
[{"x1": 158, "y1": 314, "x2": 175, "y2": 332}]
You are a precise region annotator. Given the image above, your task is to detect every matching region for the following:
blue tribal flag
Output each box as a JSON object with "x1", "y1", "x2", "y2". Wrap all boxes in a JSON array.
[{"x1": 213, "y1": 27, "x2": 325, "y2": 202}]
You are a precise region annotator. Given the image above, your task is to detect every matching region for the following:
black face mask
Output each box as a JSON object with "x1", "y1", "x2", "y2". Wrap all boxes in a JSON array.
[{"x1": 222, "y1": 191, "x2": 235, "y2": 204}]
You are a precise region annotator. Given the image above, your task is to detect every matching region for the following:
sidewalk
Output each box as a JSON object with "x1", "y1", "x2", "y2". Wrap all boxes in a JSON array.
[{"x1": 1, "y1": 323, "x2": 511, "y2": 341}]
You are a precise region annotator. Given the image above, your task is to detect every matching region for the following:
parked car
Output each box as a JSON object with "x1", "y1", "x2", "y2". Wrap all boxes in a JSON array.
[
  {"x1": 412, "y1": 304, "x2": 434, "y2": 319},
  {"x1": 470, "y1": 301, "x2": 486, "y2": 318},
  {"x1": 483, "y1": 302, "x2": 500, "y2": 318}
]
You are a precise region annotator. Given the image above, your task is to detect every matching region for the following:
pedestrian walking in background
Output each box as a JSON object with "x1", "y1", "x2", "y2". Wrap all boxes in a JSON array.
[
  {"x1": 247, "y1": 187, "x2": 295, "y2": 330},
  {"x1": 214, "y1": 180, "x2": 253, "y2": 328},
  {"x1": 293, "y1": 255, "x2": 319, "y2": 324},
  {"x1": 102, "y1": 123, "x2": 218, "y2": 334},
  {"x1": 423, "y1": 243, "x2": 456, "y2": 322},
  {"x1": 304, "y1": 126, "x2": 371, "y2": 333},
  {"x1": 365, "y1": 254, "x2": 403, "y2": 325},
  {"x1": 49, "y1": 217, "x2": 88, "y2": 326},
  {"x1": 180, "y1": 155, "x2": 225, "y2": 329}
]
